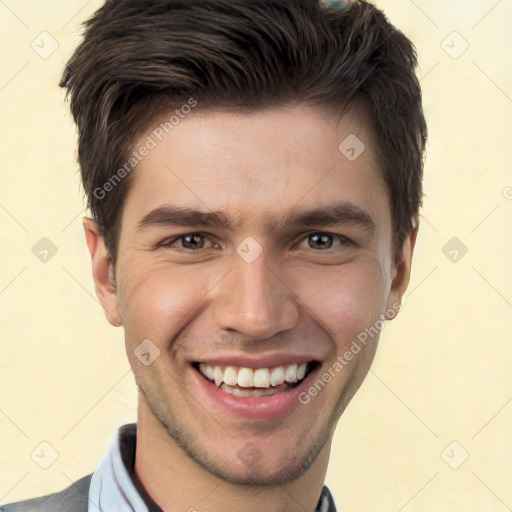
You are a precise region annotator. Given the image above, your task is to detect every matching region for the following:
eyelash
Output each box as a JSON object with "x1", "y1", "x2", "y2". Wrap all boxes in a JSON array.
[{"x1": 156, "y1": 231, "x2": 352, "y2": 252}]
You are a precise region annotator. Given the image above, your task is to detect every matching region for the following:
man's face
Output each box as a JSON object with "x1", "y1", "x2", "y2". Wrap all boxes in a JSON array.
[{"x1": 93, "y1": 103, "x2": 412, "y2": 485}]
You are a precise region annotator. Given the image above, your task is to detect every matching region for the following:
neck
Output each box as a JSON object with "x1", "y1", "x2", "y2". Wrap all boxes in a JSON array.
[{"x1": 134, "y1": 397, "x2": 331, "y2": 512}]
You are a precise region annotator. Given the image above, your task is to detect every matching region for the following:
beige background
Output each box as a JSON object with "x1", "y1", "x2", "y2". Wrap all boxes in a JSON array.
[{"x1": 1, "y1": 1, "x2": 511, "y2": 510}]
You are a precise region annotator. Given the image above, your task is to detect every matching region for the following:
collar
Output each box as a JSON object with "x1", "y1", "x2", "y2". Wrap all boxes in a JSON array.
[{"x1": 88, "y1": 424, "x2": 337, "y2": 512}]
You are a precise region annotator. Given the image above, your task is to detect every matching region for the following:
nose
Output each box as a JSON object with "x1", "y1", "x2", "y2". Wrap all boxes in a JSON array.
[{"x1": 213, "y1": 250, "x2": 299, "y2": 340}]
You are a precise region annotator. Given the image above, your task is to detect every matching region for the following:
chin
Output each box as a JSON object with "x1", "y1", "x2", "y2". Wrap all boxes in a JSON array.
[{"x1": 186, "y1": 437, "x2": 328, "y2": 488}]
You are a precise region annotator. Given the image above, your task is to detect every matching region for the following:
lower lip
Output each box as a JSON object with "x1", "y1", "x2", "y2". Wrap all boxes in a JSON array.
[{"x1": 192, "y1": 365, "x2": 319, "y2": 420}]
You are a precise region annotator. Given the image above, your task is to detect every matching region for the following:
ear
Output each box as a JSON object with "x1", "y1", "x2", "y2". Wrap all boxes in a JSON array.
[
  {"x1": 83, "y1": 217, "x2": 123, "y2": 327},
  {"x1": 385, "y1": 223, "x2": 419, "y2": 318}
]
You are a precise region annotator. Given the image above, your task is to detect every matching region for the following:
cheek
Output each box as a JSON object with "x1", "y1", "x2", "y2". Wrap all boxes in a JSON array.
[
  {"x1": 116, "y1": 260, "x2": 215, "y2": 347},
  {"x1": 288, "y1": 256, "x2": 388, "y2": 348}
]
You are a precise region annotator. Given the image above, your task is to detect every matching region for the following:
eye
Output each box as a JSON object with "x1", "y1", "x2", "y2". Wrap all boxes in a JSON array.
[
  {"x1": 158, "y1": 232, "x2": 217, "y2": 251},
  {"x1": 296, "y1": 232, "x2": 350, "y2": 251}
]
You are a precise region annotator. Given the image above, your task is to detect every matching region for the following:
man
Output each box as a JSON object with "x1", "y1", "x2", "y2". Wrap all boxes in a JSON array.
[{"x1": 2, "y1": 0, "x2": 426, "y2": 510}]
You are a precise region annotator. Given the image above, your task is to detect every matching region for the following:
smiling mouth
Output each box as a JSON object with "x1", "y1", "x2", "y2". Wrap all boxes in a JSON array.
[{"x1": 193, "y1": 361, "x2": 319, "y2": 398}]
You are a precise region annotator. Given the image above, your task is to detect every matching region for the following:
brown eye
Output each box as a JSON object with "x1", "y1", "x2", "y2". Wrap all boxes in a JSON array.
[
  {"x1": 158, "y1": 232, "x2": 216, "y2": 251},
  {"x1": 180, "y1": 233, "x2": 206, "y2": 249},
  {"x1": 296, "y1": 232, "x2": 350, "y2": 251},
  {"x1": 307, "y1": 233, "x2": 334, "y2": 250}
]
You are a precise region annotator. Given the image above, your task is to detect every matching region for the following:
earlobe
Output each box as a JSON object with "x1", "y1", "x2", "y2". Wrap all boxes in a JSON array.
[
  {"x1": 83, "y1": 217, "x2": 123, "y2": 327},
  {"x1": 386, "y1": 223, "x2": 419, "y2": 318}
]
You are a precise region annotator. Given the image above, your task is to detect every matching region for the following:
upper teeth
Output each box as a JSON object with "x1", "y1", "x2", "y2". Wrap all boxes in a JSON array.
[{"x1": 198, "y1": 362, "x2": 308, "y2": 389}]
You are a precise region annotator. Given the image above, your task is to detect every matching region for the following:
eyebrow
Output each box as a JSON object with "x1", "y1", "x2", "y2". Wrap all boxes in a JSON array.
[{"x1": 136, "y1": 202, "x2": 376, "y2": 235}]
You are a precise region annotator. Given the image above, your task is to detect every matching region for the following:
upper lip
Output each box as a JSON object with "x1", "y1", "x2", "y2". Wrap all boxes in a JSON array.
[{"x1": 191, "y1": 353, "x2": 320, "y2": 369}]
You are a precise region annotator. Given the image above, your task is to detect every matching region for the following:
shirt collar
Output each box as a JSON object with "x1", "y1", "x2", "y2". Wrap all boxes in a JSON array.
[{"x1": 89, "y1": 423, "x2": 337, "y2": 512}]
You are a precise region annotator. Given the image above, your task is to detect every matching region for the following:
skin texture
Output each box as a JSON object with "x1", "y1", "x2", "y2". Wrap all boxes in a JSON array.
[{"x1": 84, "y1": 102, "x2": 416, "y2": 512}]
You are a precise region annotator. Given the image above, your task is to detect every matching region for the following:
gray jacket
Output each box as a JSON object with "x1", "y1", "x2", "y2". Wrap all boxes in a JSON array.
[{"x1": 0, "y1": 474, "x2": 93, "y2": 512}]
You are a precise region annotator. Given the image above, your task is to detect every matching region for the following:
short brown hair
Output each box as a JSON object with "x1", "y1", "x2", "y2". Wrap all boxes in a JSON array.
[{"x1": 60, "y1": 0, "x2": 427, "y2": 265}]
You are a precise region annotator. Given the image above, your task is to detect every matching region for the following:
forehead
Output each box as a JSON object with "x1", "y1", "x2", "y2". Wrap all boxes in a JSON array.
[{"x1": 122, "y1": 102, "x2": 389, "y2": 232}]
